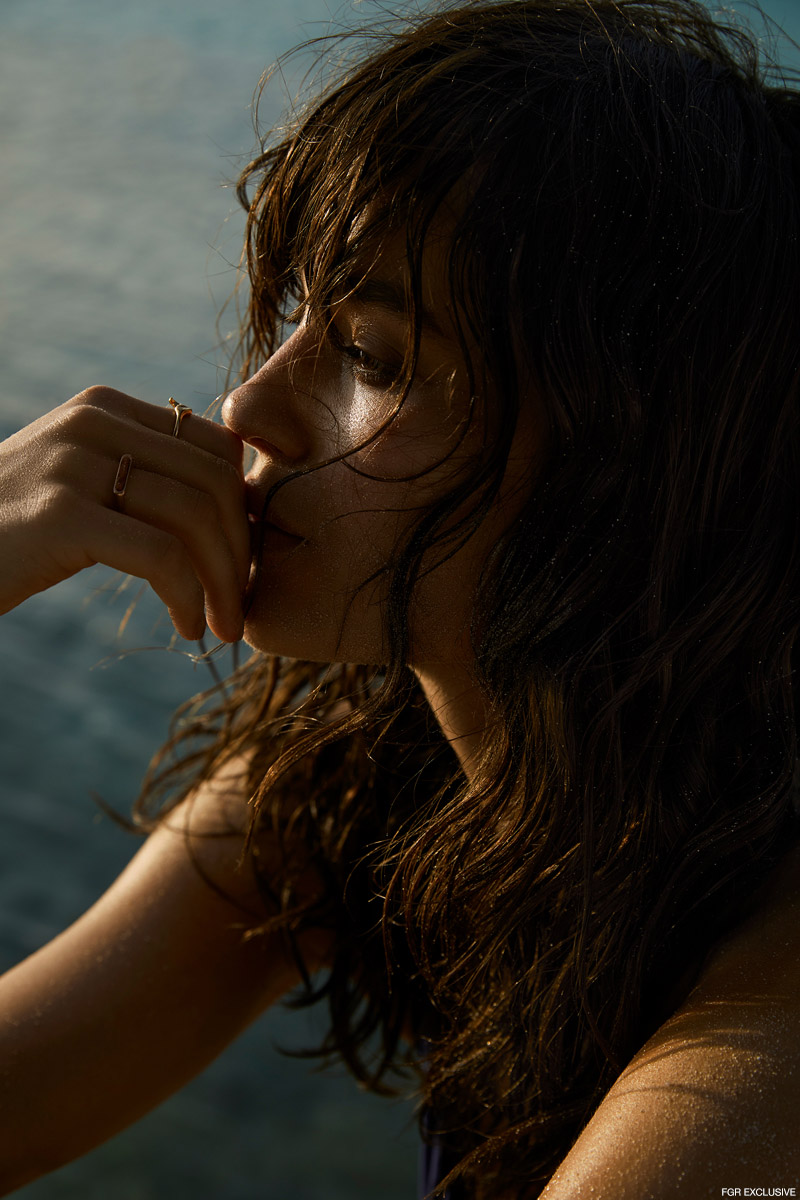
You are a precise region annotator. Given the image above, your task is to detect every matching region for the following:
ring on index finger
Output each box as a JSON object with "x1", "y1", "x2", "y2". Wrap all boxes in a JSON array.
[{"x1": 168, "y1": 396, "x2": 193, "y2": 438}]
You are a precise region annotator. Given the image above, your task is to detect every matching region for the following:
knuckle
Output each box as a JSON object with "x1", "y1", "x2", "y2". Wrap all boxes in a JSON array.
[
  {"x1": 70, "y1": 384, "x2": 119, "y2": 410},
  {"x1": 58, "y1": 393, "x2": 126, "y2": 445},
  {"x1": 37, "y1": 480, "x2": 78, "y2": 523},
  {"x1": 44, "y1": 441, "x2": 79, "y2": 483},
  {"x1": 58, "y1": 402, "x2": 100, "y2": 440}
]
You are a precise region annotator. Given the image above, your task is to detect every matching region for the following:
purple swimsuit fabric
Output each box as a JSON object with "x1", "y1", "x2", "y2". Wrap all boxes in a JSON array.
[
  {"x1": 416, "y1": 1038, "x2": 467, "y2": 1198},
  {"x1": 417, "y1": 1106, "x2": 465, "y2": 1199}
]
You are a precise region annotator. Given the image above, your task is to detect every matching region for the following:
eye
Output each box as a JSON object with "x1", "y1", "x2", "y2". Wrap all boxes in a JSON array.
[{"x1": 326, "y1": 319, "x2": 403, "y2": 389}]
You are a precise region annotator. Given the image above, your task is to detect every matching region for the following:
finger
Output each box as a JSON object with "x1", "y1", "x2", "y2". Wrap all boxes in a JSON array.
[
  {"x1": 74, "y1": 503, "x2": 209, "y2": 642},
  {"x1": 53, "y1": 408, "x2": 251, "y2": 589},
  {"x1": 107, "y1": 430, "x2": 250, "y2": 590},
  {"x1": 69, "y1": 386, "x2": 244, "y2": 470},
  {"x1": 117, "y1": 465, "x2": 245, "y2": 643}
]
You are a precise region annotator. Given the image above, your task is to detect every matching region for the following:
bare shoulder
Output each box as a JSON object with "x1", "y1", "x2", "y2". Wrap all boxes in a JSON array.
[
  {"x1": 167, "y1": 749, "x2": 257, "y2": 837},
  {"x1": 540, "y1": 846, "x2": 800, "y2": 1199},
  {"x1": 163, "y1": 750, "x2": 331, "y2": 959}
]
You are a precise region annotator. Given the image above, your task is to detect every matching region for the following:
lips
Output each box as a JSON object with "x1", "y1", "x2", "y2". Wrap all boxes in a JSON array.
[{"x1": 244, "y1": 481, "x2": 304, "y2": 539}]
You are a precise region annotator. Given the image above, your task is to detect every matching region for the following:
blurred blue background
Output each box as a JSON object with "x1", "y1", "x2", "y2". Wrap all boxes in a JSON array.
[{"x1": 1, "y1": 0, "x2": 798, "y2": 1196}]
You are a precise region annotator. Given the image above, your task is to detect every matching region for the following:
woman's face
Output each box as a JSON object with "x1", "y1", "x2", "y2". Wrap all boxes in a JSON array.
[{"x1": 221, "y1": 228, "x2": 538, "y2": 668}]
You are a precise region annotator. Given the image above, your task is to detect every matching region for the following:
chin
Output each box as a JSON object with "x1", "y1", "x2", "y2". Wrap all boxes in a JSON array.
[{"x1": 241, "y1": 593, "x2": 387, "y2": 667}]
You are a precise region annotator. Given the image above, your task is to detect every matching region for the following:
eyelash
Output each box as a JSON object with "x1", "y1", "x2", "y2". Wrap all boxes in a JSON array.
[{"x1": 326, "y1": 321, "x2": 401, "y2": 389}]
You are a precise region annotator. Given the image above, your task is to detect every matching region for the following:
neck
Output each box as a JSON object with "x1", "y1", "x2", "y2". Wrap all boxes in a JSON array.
[{"x1": 412, "y1": 660, "x2": 490, "y2": 781}]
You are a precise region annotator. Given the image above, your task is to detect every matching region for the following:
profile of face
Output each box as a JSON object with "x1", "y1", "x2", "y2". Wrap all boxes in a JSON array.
[{"x1": 222, "y1": 223, "x2": 539, "y2": 672}]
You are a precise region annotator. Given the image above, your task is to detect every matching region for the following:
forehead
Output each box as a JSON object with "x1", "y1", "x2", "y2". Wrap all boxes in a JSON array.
[{"x1": 334, "y1": 204, "x2": 463, "y2": 341}]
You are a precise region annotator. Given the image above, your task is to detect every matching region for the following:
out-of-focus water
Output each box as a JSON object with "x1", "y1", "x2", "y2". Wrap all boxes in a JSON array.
[
  {"x1": 0, "y1": 2, "x2": 420, "y2": 1197},
  {"x1": 1, "y1": 0, "x2": 798, "y2": 1196}
]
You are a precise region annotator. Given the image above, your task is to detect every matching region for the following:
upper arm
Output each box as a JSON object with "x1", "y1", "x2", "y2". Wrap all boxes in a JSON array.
[
  {"x1": 0, "y1": 757, "x2": 330, "y2": 1192},
  {"x1": 541, "y1": 856, "x2": 800, "y2": 1199}
]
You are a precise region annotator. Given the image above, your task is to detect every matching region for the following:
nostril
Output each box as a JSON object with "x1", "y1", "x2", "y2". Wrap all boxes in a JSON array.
[
  {"x1": 219, "y1": 362, "x2": 309, "y2": 463},
  {"x1": 247, "y1": 436, "x2": 285, "y2": 459},
  {"x1": 221, "y1": 395, "x2": 277, "y2": 456}
]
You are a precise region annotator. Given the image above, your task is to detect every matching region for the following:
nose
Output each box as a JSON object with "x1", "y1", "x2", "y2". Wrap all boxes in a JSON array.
[{"x1": 221, "y1": 325, "x2": 320, "y2": 465}]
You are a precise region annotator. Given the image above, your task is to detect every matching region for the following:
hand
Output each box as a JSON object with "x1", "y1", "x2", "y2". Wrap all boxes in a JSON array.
[{"x1": 0, "y1": 387, "x2": 250, "y2": 642}]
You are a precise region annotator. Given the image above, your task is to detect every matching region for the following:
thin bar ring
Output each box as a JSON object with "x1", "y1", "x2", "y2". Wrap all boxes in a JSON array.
[
  {"x1": 168, "y1": 396, "x2": 193, "y2": 438},
  {"x1": 112, "y1": 453, "x2": 133, "y2": 505}
]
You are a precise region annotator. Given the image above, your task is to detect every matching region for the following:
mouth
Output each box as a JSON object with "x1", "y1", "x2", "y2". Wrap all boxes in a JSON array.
[
  {"x1": 245, "y1": 482, "x2": 305, "y2": 542},
  {"x1": 247, "y1": 511, "x2": 306, "y2": 554}
]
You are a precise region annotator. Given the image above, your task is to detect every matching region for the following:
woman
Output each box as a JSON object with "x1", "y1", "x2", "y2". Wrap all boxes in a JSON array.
[{"x1": 1, "y1": 0, "x2": 799, "y2": 1195}]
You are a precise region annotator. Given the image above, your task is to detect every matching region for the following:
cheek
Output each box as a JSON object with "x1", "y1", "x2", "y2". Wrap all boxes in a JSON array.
[
  {"x1": 350, "y1": 412, "x2": 475, "y2": 498},
  {"x1": 331, "y1": 377, "x2": 398, "y2": 458},
  {"x1": 304, "y1": 466, "x2": 415, "y2": 570},
  {"x1": 336, "y1": 372, "x2": 471, "y2": 481}
]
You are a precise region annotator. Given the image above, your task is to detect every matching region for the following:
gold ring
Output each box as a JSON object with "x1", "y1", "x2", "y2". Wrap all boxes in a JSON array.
[
  {"x1": 168, "y1": 396, "x2": 193, "y2": 438},
  {"x1": 112, "y1": 453, "x2": 133, "y2": 503}
]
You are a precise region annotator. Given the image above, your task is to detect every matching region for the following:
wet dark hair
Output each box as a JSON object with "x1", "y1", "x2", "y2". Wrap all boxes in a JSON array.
[{"x1": 136, "y1": 1, "x2": 800, "y2": 1195}]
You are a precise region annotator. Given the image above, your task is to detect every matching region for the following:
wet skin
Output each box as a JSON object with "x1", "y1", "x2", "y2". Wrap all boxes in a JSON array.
[{"x1": 222, "y1": 231, "x2": 539, "y2": 689}]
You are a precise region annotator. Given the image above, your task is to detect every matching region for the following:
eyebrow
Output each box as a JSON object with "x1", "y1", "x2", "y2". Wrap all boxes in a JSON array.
[{"x1": 344, "y1": 275, "x2": 450, "y2": 342}]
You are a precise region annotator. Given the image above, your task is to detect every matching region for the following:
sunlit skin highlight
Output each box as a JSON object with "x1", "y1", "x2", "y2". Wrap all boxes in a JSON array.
[{"x1": 222, "y1": 227, "x2": 540, "y2": 772}]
